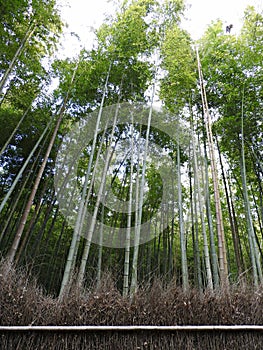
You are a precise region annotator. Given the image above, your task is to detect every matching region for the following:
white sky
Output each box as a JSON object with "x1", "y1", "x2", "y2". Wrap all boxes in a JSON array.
[{"x1": 56, "y1": 0, "x2": 262, "y2": 57}]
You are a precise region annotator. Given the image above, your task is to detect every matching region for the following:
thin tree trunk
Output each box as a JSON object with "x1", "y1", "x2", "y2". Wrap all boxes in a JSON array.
[
  {"x1": 0, "y1": 21, "x2": 36, "y2": 95},
  {"x1": 130, "y1": 81, "x2": 156, "y2": 296},
  {"x1": 130, "y1": 151, "x2": 141, "y2": 295},
  {"x1": 96, "y1": 204, "x2": 104, "y2": 289},
  {"x1": 59, "y1": 64, "x2": 111, "y2": 298},
  {"x1": 123, "y1": 122, "x2": 135, "y2": 296},
  {"x1": 0, "y1": 104, "x2": 31, "y2": 157},
  {"x1": 251, "y1": 189, "x2": 263, "y2": 244},
  {"x1": 201, "y1": 123, "x2": 219, "y2": 288},
  {"x1": 6, "y1": 61, "x2": 79, "y2": 264},
  {"x1": 77, "y1": 95, "x2": 121, "y2": 286},
  {"x1": 192, "y1": 124, "x2": 213, "y2": 289},
  {"x1": 177, "y1": 143, "x2": 189, "y2": 291},
  {"x1": 216, "y1": 136, "x2": 244, "y2": 280},
  {"x1": 228, "y1": 171, "x2": 245, "y2": 273},
  {"x1": 14, "y1": 178, "x2": 51, "y2": 265},
  {"x1": 196, "y1": 47, "x2": 228, "y2": 288},
  {"x1": 193, "y1": 172, "x2": 203, "y2": 291},
  {"x1": 0, "y1": 147, "x2": 42, "y2": 245},
  {"x1": 240, "y1": 89, "x2": 263, "y2": 285},
  {"x1": 0, "y1": 121, "x2": 52, "y2": 216}
]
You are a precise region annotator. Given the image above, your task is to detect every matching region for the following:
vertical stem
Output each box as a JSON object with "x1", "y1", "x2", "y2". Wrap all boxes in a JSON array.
[
  {"x1": 96, "y1": 204, "x2": 104, "y2": 289},
  {"x1": 77, "y1": 93, "x2": 122, "y2": 285},
  {"x1": 196, "y1": 47, "x2": 228, "y2": 288},
  {"x1": 203, "y1": 138, "x2": 219, "y2": 287},
  {"x1": 0, "y1": 21, "x2": 36, "y2": 95},
  {"x1": 216, "y1": 136, "x2": 243, "y2": 280},
  {"x1": 0, "y1": 104, "x2": 31, "y2": 157},
  {"x1": 130, "y1": 78, "x2": 156, "y2": 296},
  {"x1": 123, "y1": 120, "x2": 135, "y2": 297},
  {"x1": 192, "y1": 129, "x2": 213, "y2": 289},
  {"x1": 0, "y1": 122, "x2": 51, "y2": 216},
  {"x1": 240, "y1": 85, "x2": 262, "y2": 285},
  {"x1": 177, "y1": 143, "x2": 189, "y2": 291},
  {"x1": 7, "y1": 61, "x2": 79, "y2": 265},
  {"x1": 59, "y1": 64, "x2": 111, "y2": 298}
]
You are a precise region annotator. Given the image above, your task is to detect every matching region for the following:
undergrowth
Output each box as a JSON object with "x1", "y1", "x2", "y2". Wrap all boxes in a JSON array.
[{"x1": 0, "y1": 260, "x2": 262, "y2": 349}]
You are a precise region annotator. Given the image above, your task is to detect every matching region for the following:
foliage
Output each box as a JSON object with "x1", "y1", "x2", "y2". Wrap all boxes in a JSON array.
[{"x1": 0, "y1": 0, "x2": 263, "y2": 299}]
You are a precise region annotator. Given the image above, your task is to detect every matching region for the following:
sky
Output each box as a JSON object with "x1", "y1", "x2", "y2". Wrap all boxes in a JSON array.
[{"x1": 56, "y1": 0, "x2": 262, "y2": 57}]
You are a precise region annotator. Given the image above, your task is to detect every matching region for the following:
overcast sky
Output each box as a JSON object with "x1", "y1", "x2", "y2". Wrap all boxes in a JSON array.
[{"x1": 56, "y1": 0, "x2": 262, "y2": 57}]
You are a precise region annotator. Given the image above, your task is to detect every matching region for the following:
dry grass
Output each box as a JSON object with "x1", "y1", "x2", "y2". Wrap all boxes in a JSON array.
[{"x1": 0, "y1": 260, "x2": 262, "y2": 349}]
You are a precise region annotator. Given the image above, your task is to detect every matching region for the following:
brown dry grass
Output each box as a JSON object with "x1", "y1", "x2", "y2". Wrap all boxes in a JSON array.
[{"x1": 0, "y1": 260, "x2": 262, "y2": 349}]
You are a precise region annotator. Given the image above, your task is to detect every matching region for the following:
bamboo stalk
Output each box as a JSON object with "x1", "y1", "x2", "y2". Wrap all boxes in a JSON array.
[
  {"x1": 123, "y1": 118, "x2": 135, "y2": 296},
  {"x1": 196, "y1": 47, "x2": 228, "y2": 288},
  {"x1": 0, "y1": 325, "x2": 262, "y2": 332},
  {"x1": 177, "y1": 143, "x2": 189, "y2": 291},
  {"x1": 0, "y1": 21, "x2": 36, "y2": 95}
]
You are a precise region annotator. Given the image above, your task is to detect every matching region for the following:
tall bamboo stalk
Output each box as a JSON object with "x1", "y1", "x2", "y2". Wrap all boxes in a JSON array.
[
  {"x1": 240, "y1": 86, "x2": 263, "y2": 285},
  {"x1": 202, "y1": 138, "x2": 219, "y2": 287},
  {"x1": 0, "y1": 21, "x2": 36, "y2": 95},
  {"x1": 77, "y1": 95, "x2": 122, "y2": 286},
  {"x1": 130, "y1": 145, "x2": 141, "y2": 295},
  {"x1": 0, "y1": 104, "x2": 31, "y2": 157},
  {"x1": 177, "y1": 143, "x2": 189, "y2": 291},
  {"x1": 192, "y1": 127, "x2": 213, "y2": 289},
  {"x1": 130, "y1": 80, "x2": 156, "y2": 296},
  {"x1": 123, "y1": 120, "x2": 135, "y2": 296},
  {"x1": 0, "y1": 121, "x2": 52, "y2": 216},
  {"x1": 196, "y1": 47, "x2": 228, "y2": 288},
  {"x1": 7, "y1": 61, "x2": 79, "y2": 264},
  {"x1": 216, "y1": 136, "x2": 244, "y2": 280},
  {"x1": 59, "y1": 64, "x2": 111, "y2": 298}
]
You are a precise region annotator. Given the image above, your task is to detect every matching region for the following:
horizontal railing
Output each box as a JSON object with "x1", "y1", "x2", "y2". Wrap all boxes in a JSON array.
[{"x1": 0, "y1": 325, "x2": 263, "y2": 332}]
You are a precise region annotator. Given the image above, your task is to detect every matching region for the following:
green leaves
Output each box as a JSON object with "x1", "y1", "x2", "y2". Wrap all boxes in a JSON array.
[
  {"x1": 97, "y1": 0, "x2": 158, "y2": 59},
  {"x1": 160, "y1": 24, "x2": 196, "y2": 112},
  {"x1": 0, "y1": 0, "x2": 63, "y2": 109}
]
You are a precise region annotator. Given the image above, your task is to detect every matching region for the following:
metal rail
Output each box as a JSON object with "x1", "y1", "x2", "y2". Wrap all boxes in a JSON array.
[{"x1": 0, "y1": 325, "x2": 263, "y2": 332}]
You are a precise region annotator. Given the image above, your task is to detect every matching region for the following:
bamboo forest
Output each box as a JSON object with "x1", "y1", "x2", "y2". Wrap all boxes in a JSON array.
[{"x1": 0, "y1": 0, "x2": 263, "y2": 349}]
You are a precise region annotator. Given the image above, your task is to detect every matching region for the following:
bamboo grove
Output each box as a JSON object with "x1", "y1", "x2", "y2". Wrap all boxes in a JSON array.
[{"x1": 0, "y1": 0, "x2": 262, "y2": 297}]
